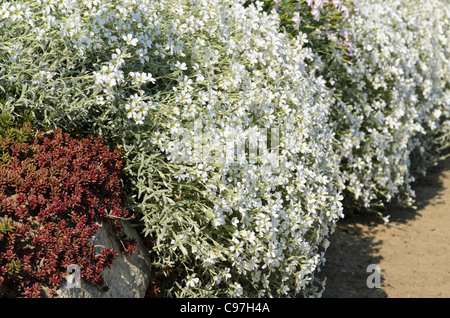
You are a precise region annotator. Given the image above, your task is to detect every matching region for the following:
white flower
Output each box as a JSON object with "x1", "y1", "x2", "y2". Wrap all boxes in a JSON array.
[
  {"x1": 122, "y1": 33, "x2": 138, "y2": 46},
  {"x1": 125, "y1": 103, "x2": 137, "y2": 119},
  {"x1": 221, "y1": 268, "x2": 232, "y2": 281},
  {"x1": 179, "y1": 75, "x2": 193, "y2": 90},
  {"x1": 129, "y1": 71, "x2": 155, "y2": 85},
  {"x1": 198, "y1": 91, "x2": 209, "y2": 105},
  {"x1": 230, "y1": 282, "x2": 243, "y2": 297},
  {"x1": 9, "y1": 5, "x2": 23, "y2": 22},
  {"x1": 298, "y1": 32, "x2": 308, "y2": 45},
  {"x1": 277, "y1": 283, "x2": 290, "y2": 295},
  {"x1": 1, "y1": 7, "x2": 10, "y2": 20},
  {"x1": 111, "y1": 49, "x2": 127, "y2": 67},
  {"x1": 132, "y1": 114, "x2": 144, "y2": 125},
  {"x1": 175, "y1": 89, "x2": 192, "y2": 104},
  {"x1": 175, "y1": 60, "x2": 187, "y2": 72},
  {"x1": 95, "y1": 96, "x2": 105, "y2": 105},
  {"x1": 186, "y1": 273, "x2": 200, "y2": 288}
]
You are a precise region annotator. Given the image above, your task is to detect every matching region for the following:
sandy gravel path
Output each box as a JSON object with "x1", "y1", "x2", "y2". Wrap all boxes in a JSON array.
[{"x1": 320, "y1": 158, "x2": 450, "y2": 298}]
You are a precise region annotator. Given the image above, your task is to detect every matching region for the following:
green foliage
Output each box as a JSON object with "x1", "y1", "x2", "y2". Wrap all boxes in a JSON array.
[
  {"x1": 1, "y1": 0, "x2": 448, "y2": 298},
  {"x1": 0, "y1": 217, "x2": 15, "y2": 235},
  {"x1": 5, "y1": 259, "x2": 22, "y2": 279},
  {"x1": 0, "y1": 112, "x2": 34, "y2": 142}
]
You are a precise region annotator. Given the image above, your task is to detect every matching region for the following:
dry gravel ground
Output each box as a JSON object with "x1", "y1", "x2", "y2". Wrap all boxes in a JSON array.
[{"x1": 320, "y1": 158, "x2": 450, "y2": 298}]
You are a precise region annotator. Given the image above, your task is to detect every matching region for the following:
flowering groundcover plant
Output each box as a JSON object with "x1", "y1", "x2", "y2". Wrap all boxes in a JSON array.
[
  {"x1": 240, "y1": 0, "x2": 359, "y2": 60},
  {"x1": 0, "y1": 121, "x2": 135, "y2": 297},
  {"x1": 0, "y1": 0, "x2": 448, "y2": 298},
  {"x1": 1, "y1": 0, "x2": 344, "y2": 297},
  {"x1": 256, "y1": 0, "x2": 450, "y2": 215},
  {"x1": 321, "y1": 0, "x2": 450, "y2": 213}
]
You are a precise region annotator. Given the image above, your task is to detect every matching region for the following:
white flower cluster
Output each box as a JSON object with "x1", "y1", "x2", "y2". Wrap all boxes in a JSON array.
[
  {"x1": 147, "y1": 0, "x2": 344, "y2": 297},
  {"x1": 0, "y1": 2, "x2": 32, "y2": 26},
  {"x1": 327, "y1": 0, "x2": 450, "y2": 209},
  {"x1": 2, "y1": 0, "x2": 448, "y2": 298},
  {"x1": 305, "y1": 0, "x2": 353, "y2": 20},
  {"x1": 2, "y1": 0, "x2": 160, "y2": 125},
  {"x1": 1, "y1": 0, "x2": 343, "y2": 297}
]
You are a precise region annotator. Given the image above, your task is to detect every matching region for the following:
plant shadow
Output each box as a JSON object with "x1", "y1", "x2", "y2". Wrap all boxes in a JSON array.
[{"x1": 319, "y1": 157, "x2": 450, "y2": 298}]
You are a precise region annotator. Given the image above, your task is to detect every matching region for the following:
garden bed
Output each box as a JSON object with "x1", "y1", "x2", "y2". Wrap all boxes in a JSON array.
[{"x1": 1, "y1": 0, "x2": 449, "y2": 298}]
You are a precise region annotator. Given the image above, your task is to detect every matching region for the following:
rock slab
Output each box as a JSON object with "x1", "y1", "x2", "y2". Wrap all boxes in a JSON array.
[{"x1": 56, "y1": 220, "x2": 151, "y2": 298}]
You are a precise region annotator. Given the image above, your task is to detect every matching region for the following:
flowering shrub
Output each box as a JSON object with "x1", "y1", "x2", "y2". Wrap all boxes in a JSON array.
[
  {"x1": 1, "y1": 0, "x2": 448, "y2": 298},
  {"x1": 0, "y1": 0, "x2": 344, "y2": 297},
  {"x1": 241, "y1": 0, "x2": 359, "y2": 60},
  {"x1": 323, "y1": 0, "x2": 450, "y2": 212},
  {"x1": 0, "y1": 121, "x2": 135, "y2": 297},
  {"x1": 145, "y1": 1, "x2": 346, "y2": 297}
]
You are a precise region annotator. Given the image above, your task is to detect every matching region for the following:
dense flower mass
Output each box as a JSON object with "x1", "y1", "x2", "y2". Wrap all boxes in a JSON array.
[
  {"x1": 0, "y1": 0, "x2": 345, "y2": 297},
  {"x1": 0, "y1": 0, "x2": 448, "y2": 298},
  {"x1": 323, "y1": 0, "x2": 450, "y2": 211},
  {"x1": 240, "y1": 0, "x2": 359, "y2": 60},
  {"x1": 147, "y1": 0, "x2": 344, "y2": 297}
]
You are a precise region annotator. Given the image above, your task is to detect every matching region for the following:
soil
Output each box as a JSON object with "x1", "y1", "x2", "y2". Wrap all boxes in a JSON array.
[{"x1": 320, "y1": 157, "x2": 450, "y2": 298}]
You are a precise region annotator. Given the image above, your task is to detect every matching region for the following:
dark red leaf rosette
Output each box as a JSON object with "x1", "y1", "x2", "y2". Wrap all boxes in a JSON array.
[{"x1": 0, "y1": 123, "x2": 135, "y2": 297}]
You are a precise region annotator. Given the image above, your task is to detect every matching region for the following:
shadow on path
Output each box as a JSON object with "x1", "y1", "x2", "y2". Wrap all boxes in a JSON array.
[{"x1": 319, "y1": 157, "x2": 450, "y2": 298}]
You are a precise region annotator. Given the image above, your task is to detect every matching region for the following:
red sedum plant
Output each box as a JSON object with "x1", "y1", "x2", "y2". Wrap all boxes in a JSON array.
[{"x1": 0, "y1": 122, "x2": 136, "y2": 298}]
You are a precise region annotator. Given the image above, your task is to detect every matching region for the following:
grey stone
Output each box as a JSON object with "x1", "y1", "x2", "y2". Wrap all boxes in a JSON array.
[{"x1": 56, "y1": 220, "x2": 151, "y2": 298}]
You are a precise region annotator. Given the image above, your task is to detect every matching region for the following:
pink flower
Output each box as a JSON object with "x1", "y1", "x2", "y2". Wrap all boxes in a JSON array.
[
  {"x1": 292, "y1": 12, "x2": 301, "y2": 29},
  {"x1": 311, "y1": 6, "x2": 321, "y2": 20},
  {"x1": 341, "y1": 5, "x2": 350, "y2": 19},
  {"x1": 314, "y1": 0, "x2": 326, "y2": 10}
]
